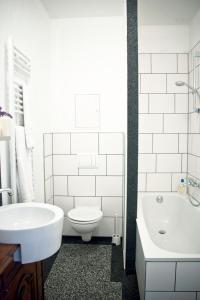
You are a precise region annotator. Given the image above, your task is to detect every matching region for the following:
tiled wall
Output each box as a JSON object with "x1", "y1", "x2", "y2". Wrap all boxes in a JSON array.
[
  {"x1": 138, "y1": 53, "x2": 188, "y2": 193},
  {"x1": 43, "y1": 132, "x2": 125, "y2": 237},
  {"x1": 188, "y1": 42, "x2": 200, "y2": 201}
]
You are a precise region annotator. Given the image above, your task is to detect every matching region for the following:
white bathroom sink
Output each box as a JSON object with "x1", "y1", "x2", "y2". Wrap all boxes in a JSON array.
[{"x1": 0, "y1": 202, "x2": 64, "y2": 263}]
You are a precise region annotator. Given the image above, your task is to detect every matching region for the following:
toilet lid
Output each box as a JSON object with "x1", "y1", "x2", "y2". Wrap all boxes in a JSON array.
[{"x1": 68, "y1": 207, "x2": 103, "y2": 222}]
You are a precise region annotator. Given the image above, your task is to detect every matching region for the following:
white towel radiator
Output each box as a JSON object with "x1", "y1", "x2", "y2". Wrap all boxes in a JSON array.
[{"x1": 6, "y1": 37, "x2": 31, "y2": 203}]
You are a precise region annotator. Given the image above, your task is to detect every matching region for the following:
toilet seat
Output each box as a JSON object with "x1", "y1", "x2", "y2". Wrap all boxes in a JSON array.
[{"x1": 67, "y1": 207, "x2": 103, "y2": 223}]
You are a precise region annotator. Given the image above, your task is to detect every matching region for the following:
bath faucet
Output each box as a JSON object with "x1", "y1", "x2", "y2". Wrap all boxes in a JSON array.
[
  {"x1": 187, "y1": 177, "x2": 199, "y2": 188},
  {"x1": 0, "y1": 188, "x2": 13, "y2": 197}
]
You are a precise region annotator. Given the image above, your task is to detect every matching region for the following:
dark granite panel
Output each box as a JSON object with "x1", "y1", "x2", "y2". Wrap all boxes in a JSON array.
[
  {"x1": 62, "y1": 235, "x2": 112, "y2": 245},
  {"x1": 126, "y1": 0, "x2": 138, "y2": 273}
]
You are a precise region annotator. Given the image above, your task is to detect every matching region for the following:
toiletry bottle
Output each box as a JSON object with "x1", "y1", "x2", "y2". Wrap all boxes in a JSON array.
[{"x1": 177, "y1": 178, "x2": 186, "y2": 195}]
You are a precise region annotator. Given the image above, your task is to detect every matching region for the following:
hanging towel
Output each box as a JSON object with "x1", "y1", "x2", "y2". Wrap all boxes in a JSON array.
[
  {"x1": 15, "y1": 126, "x2": 34, "y2": 202},
  {"x1": 23, "y1": 85, "x2": 34, "y2": 150}
]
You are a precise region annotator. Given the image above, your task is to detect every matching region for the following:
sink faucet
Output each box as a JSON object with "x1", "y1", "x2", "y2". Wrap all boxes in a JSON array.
[{"x1": 0, "y1": 188, "x2": 13, "y2": 197}]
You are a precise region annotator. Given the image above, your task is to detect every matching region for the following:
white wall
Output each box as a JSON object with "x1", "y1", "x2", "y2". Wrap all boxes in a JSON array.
[
  {"x1": 0, "y1": 0, "x2": 51, "y2": 202},
  {"x1": 139, "y1": 25, "x2": 189, "y2": 53},
  {"x1": 189, "y1": 8, "x2": 200, "y2": 48},
  {"x1": 50, "y1": 17, "x2": 127, "y2": 132},
  {"x1": 49, "y1": 14, "x2": 127, "y2": 259}
]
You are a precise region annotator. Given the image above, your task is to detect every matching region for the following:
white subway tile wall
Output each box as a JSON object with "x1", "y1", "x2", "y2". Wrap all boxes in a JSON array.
[
  {"x1": 53, "y1": 133, "x2": 70, "y2": 154},
  {"x1": 68, "y1": 176, "x2": 95, "y2": 196},
  {"x1": 141, "y1": 74, "x2": 167, "y2": 93},
  {"x1": 188, "y1": 42, "x2": 200, "y2": 202},
  {"x1": 71, "y1": 133, "x2": 98, "y2": 154},
  {"x1": 75, "y1": 197, "x2": 101, "y2": 209},
  {"x1": 139, "y1": 94, "x2": 149, "y2": 113},
  {"x1": 54, "y1": 176, "x2": 68, "y2": 195},
  {"x1": 138, "y1": 53, "x2": 188, "y2": 192},
  {"x1": 44, "y1": 132, "x2": 124, "y2": 237}
]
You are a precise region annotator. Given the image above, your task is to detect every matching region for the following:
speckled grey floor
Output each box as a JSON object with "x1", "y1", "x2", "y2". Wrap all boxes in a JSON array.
[{"x1": 45, "y1": 244, "x2": 122, "y2": 299}]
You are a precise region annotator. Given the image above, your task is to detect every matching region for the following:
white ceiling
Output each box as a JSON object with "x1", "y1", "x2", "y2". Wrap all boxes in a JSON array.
[
  {"x1": 41, "y1": 0, "x2": 124, "y2": 18},
  {"x1": 41, "y1": 0, "x2": 200, "y2": 25},
  {"x1": 138, "y1": 0, "x2": 200, "y2": 25}
]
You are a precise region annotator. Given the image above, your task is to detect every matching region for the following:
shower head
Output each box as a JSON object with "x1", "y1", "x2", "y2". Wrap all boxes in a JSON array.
[
  {"x1": 175, "y1": 81, "x2": 185, "y2": 86},
  {"x1": 175, "y1": 81, "x2": 200, "y2": 113},
  {"x1": 175, "y1": 81, "x2": 196, "y2": 93}
]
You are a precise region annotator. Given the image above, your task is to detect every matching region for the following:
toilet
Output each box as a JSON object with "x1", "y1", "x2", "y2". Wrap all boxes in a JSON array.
[{"x1": 67, "y1": 207, "x2": 103, "y2": 242}]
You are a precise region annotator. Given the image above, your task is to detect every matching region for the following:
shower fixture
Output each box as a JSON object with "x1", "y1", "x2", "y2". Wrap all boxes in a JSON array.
[
  {"x1": 175, "y1": 81, "x2": 198, "y2": 94},
  {"x1": 175, "y1": 81, "x2": 200, "y2": 113}
]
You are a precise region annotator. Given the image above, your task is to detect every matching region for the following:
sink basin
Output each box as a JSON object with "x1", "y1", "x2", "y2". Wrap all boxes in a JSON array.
[{"x1": 0, "y1": 202, "x2": 64, "y2": 263}]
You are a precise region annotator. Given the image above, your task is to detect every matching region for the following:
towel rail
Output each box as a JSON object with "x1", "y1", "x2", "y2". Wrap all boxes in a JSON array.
[{"x1": 6, "y1": 37, "x2": 31, "y2": 203}]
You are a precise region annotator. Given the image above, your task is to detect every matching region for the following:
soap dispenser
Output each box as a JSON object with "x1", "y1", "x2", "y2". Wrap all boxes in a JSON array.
[{"x1": 177, "y1": 178, "x2": 186, "y2": 195}]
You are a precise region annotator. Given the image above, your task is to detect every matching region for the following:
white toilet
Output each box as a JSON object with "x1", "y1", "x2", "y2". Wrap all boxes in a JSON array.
[{"x1": 67, "y1": 207, "x2": 103, "y2": 242}]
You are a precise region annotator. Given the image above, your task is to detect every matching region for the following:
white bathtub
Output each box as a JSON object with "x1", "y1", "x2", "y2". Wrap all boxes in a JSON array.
[{"x1": 136, "y1": 193, "x2": 200, "y2": 300}]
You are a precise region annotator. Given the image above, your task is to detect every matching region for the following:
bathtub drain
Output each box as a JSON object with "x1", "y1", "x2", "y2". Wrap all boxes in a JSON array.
[{"x1": 158, "y1": 230, "x2": 166, "y2": 235}]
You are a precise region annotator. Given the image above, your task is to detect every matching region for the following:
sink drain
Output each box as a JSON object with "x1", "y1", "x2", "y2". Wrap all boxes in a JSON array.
[{"x1": 158, "y1": 230, "x2": 166, "y2": 235}]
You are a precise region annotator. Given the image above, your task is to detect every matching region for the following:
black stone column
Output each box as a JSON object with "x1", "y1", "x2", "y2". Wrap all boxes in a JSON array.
[{"x1": 126, "y1": 0, "x2": 138, "y2": 274}]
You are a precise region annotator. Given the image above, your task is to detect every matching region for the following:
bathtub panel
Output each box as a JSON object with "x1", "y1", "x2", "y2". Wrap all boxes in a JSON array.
[
  {"x1": 146, "y1": 262, "x2": 176, "y2": 291},
  {"x1": 136, "y1": 229, "x2": 145, "y2": 300},
  {"x1": 145, "y1": 292, "x2": 196, "y2": 300},
  {"x1": 176, "y1": 262, "x2": 200, "y2": 291}
]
